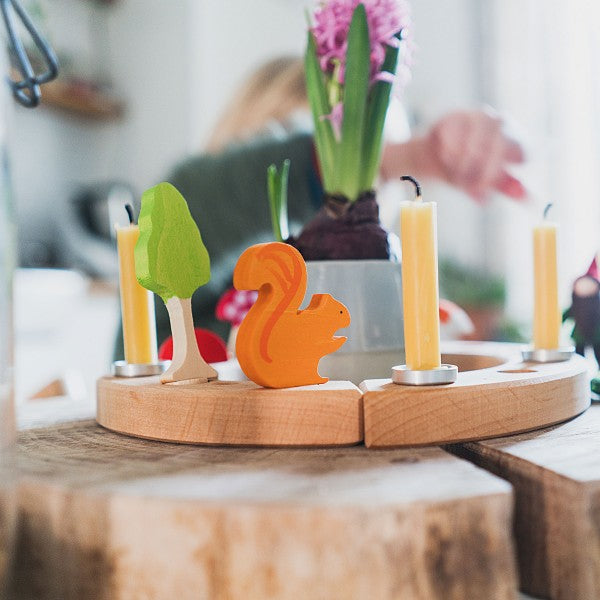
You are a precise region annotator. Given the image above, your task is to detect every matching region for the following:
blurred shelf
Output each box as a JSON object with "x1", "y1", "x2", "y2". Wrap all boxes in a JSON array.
[
  {"x1": 11, "y1": 70, "x2": 125, "y2": 121},
  {"x1": 41, "y1": 77, "x2": 125, "y2": 121}
]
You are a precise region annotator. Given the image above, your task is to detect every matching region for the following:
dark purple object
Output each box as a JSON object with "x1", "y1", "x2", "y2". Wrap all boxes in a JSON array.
[{"x1": 288, "y1": 191, "x2": 390, "y2": 261}]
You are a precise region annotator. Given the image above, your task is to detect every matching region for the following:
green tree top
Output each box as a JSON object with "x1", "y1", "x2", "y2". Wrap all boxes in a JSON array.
[{"x1": 135, "y1": 182, "x2": 210, "y2": 302}]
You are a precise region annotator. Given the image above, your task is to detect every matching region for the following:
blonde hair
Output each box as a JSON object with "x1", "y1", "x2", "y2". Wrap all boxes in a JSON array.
[{"x1": 205, "y1": 56, "x2": 307, "y2": 153}]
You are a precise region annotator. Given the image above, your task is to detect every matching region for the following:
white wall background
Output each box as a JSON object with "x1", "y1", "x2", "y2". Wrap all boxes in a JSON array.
[{"x1": 483, "y1": 1, "x2": 600, "y2": 328}]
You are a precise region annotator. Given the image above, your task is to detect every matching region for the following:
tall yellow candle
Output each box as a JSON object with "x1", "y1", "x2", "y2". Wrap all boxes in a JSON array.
[
  {"x1": 400, "y1": 181, "x2": 441, "y2": 370},
  {"x1": 533, "y1": 209, "x2": 560, "y2": 349},
  {"x1": 117, "y1": 220, "x2": 158, "y2": 364}
]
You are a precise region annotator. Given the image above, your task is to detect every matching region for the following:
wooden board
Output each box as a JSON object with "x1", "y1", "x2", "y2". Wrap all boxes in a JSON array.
[
  {"x1": 12, "y1": 419, "x2": 518, "y2": 600},
  {"x1": 450, "y1": 404, "x2": 600, "y2": 600},
  {"x1": 362, "y1": 343, "x2": 590, "y2": 447},
  {"x1": 97, "y1": 377, "x2": 363, "y2": 446}
]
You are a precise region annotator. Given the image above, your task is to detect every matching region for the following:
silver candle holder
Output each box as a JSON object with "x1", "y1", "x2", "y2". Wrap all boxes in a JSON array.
[
  {"x1": 111, "y1": 361, "x2": 169, "y2": 378},
  {"x1": 521, "y1": 346, "x2": 575, "y2": 363},
  {"x1": 392, "y1": 363, "x2": 458, "y2": 386}
]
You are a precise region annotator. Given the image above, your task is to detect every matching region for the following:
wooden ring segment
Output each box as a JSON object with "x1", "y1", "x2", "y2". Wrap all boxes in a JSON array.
[
  {"x1": 362, "y1": 342, "x2": 590, "y2": 448},
  {"x1": 97, "y1": 378, "x2": 363, "y2": 446}
]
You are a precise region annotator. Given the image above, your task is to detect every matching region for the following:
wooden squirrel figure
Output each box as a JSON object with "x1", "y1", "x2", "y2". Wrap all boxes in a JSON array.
[{"x1": 233, "y1": 242, "x2": 350, "y2": 388}]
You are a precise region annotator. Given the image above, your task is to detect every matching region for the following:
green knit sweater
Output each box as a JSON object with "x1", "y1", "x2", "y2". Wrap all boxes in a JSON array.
[{"x1": 114, "y1": 132, "x2": 319, "y2": 359}]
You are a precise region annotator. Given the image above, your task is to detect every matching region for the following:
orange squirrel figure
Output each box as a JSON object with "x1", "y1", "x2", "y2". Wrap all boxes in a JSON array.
[{"x1": 233, "y1": 242, "x2": 350, "y2": 388}]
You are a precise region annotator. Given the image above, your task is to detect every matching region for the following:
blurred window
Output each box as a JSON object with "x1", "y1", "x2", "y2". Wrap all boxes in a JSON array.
[{"x1": 484, "y1": 0, "x2": 600, "y2": 320}]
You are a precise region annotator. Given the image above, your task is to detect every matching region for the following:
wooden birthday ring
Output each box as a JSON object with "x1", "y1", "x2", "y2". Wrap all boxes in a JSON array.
[{"x1": 96, "y1": 341, "x2": 590, "y2": 448}]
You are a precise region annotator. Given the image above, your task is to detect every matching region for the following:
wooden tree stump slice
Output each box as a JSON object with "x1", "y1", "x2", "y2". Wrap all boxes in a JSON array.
[
  {"x1": 362, "y1": 343, "x2": 590, "y2": 448},
  {"x1": 450, "y1": 404, "x2": 600, "y2": 600},
  {"x1": 13, "y1": 420, "x2": 518, "y2": 600},
  {"x1": 97, "y1": 377, "x2": 363, "y2": 446}
]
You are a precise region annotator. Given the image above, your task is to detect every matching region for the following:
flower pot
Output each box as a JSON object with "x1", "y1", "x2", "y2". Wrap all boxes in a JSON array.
[{"x1": 305, "y1": 260, "x2": 404, "y2": 383}]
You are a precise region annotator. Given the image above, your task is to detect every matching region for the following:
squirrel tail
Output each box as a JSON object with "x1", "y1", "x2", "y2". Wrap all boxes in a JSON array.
[
  {"x1": 234, "y1": 242, "x2": 307, "y2": 308},
  {"x1": 234, "y1": 242, "x2": 308, "y2": 370}
]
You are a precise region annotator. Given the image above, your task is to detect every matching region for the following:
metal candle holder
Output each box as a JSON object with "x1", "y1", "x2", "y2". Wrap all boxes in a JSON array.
[
  {"x1": 391, "y1": 364, "x2": 458, "y2": 386},
  {"x1": 111, "y1": 361, "x2": 169, "y2": 378},
  {"x1": 521, "y1": 346, "x2": 575, "y2": 363}
]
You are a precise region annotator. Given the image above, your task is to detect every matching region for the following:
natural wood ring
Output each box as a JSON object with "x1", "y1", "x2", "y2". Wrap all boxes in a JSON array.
[
  {"x1": 362, "y1": 341, "x2": 590, "y2": 447},
  {"x1": 97, "y1": 342, "x2": 591, "y2": 448}
]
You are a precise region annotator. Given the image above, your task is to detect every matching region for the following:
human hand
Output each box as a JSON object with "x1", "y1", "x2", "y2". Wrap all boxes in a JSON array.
[{"x1": 422, "y1": 109, "x2": 526, "y2": 202}]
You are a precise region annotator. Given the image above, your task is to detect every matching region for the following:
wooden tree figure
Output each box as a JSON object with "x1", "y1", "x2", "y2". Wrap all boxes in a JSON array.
[{"x1": 135, "y1": 182, "x2": 218, "y2": 384}]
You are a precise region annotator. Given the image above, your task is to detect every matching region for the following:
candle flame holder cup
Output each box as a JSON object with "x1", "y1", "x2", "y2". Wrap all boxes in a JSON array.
[
  {"x1": 521, "y1": 346, "x2": 575, "y2": 364},
  {"x1": 391, "y1": 364, "x2": 458, "y2": 386},
  {"x1": 111, "y1": 361, "x2": 170, "y2": 378}
]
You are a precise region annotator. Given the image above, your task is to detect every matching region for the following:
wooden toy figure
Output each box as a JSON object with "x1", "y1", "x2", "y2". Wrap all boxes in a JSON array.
[
  {"x1": 135, "y1": 182, "x2": 218, "y2": 384},
  {"x1": 234, "y1": 242, "x2": 350, "y2": 388},
  {"x1": 563, "y1": 256, "x2": 600, "y2": 365}
]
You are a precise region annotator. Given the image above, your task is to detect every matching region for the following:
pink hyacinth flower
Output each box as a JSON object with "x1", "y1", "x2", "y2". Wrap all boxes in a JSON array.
[
  {"x1": 320, "y1": 101, "x2": 344, "y2": 140},
  {"x1": 311, "y1": 0, "x2": 412, "y2": 86}
]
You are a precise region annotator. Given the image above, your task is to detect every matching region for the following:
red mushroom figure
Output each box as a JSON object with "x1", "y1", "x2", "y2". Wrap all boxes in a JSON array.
[{"x1": 216, "y1": 288, "x2": 258, "y2": 358}]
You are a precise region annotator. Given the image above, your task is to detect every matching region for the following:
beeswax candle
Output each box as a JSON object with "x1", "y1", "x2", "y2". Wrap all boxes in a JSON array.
[
  {"x1": 400, "y1": 181, "x2": 441, "y2": 370},
  {"x1": 533, "y1": 209, "x2": 560, "y2": 349},
  {"x1": 117, "y1": 216, "x2": 158, "y2": 364}
]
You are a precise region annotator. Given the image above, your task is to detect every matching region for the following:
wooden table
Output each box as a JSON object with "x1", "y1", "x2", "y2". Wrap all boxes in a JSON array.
[
  {"x1": 451, "y1": 404, "x2": 600, "y2": 599},
  {"x1": 11, "y1": 397, "x2": 600, "y2": 599}
]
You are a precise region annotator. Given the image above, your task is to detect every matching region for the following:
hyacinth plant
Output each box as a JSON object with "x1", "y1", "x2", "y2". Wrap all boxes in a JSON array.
[
  {"x1": 307, "y1": 0, "x2": 410, "y2": 203},
  {"x1": 289, "y1": 0, "x2": 411, "y2": 260}
]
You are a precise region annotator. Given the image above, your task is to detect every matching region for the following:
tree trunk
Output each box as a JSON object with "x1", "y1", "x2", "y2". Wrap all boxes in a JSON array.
[{"x1": 161, "y1": 296, "x2": 217, "y2": 384}]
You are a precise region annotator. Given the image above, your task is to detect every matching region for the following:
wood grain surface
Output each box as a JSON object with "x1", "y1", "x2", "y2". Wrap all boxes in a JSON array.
[
  {"x1": 97, "y1": 377, "x2": 363, "y2": 446},
  {"x1": 13, "y1": 419, "x2": 518, "y2": 600},
  {"x1": 451, "y1": 404, "x2": 600, "y2": 600},
  {"x1": 362, "y1": 345, "x2": 590, "y2": 447}
]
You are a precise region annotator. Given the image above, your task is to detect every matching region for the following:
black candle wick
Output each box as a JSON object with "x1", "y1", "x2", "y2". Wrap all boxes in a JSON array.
[
  {"x1": 401, "y1": 175, "x2": 422, "y2": 199},
  {"x1": 543, "y1": 203, "x2": 553, "y2": 220},
  {"x1": 125, "y1": 203, "x2": 135, "y2": 225}
]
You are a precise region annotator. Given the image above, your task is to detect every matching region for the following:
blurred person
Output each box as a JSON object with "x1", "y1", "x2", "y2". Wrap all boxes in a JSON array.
[
  {"x1": 204, "y1": 56, "x2": 310, "y2": 154},
  {"x1": 115, "y1": 55, "x2": 526, "y2": 357}
]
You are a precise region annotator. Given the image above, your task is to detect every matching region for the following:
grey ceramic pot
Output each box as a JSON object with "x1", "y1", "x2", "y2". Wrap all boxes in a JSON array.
[{"x1": 304, "y1": 260, "x2": 404, "y2": 383}]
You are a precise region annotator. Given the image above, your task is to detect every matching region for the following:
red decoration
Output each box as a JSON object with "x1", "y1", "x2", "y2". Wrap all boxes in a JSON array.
[
  {"x1": 216, "y1": 288, "x2": 258, "y2": 327},
  {"x1": 586, "y1": 256, "x2": 599, "y2": 280},
  {"x1": 439, "y1": 298, "x2": 474, "y2": 340},
  {"x1": 158, "y1": 328, "x2": 228, "y2": 364}
]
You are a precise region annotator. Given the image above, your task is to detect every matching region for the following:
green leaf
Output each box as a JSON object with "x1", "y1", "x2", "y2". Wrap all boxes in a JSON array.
[
  {"x1": 336, "y1": 3, "x2": 370, "y2": 200},
  {"x1": 361, "y1": 40, "x2": 400, "y2": 191},
  {"x1": 267, "y1": 164, "x2": 282, "y2": 242},
  {"x1": 305, "y1": 32, "x2": 336, "y2": 191},
  {"x1": 279, "y1": 159, "x2": 290, "y2": 240},
  {"x1": 135, "y1": 182, "x2": 210, "y2": 302},
  {"x1": 266, "y1": 160, "x2": 291, "y2": 242}
]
